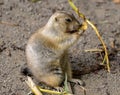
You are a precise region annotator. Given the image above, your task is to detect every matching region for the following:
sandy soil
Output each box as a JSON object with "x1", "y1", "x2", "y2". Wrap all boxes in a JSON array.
[{"x1": 0, "y1": 0, "x2": 120, "y2": 95}]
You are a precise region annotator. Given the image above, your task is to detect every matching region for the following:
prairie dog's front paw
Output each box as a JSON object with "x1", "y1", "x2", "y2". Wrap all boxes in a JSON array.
[
  {"x1": 54, "y1": 87, "x2": 64, "y2": 92},
  {"x1": 69, "y1": 79, "x2": 84, "y2": 86}
]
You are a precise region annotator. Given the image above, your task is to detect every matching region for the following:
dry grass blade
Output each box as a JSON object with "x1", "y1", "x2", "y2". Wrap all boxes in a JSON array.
[
  {"x1": 37, "y1": 87, "x2": 65, "y2": 95},
  {"x1": 86, "y1": 20, "x2": 110, "y2": 72},
  {"x1": 26, "y1": 76, "x2": 70, "y2": 95},
  {"x1": 68, "y1": 0, "x2": 110, "y2": 72}
]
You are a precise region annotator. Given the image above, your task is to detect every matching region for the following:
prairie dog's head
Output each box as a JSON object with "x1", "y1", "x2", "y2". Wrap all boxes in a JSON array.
[{"x1": 46, "y1": 11, "x2": 80, "y2": 35}]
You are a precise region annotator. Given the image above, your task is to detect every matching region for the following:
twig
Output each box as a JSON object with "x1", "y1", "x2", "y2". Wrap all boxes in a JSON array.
[
  {"x1": 64, "y1": 73, "x2": 69, "y2": 93},
  {"x1": 0, "y1": 21, "x2": 19, "y2": 26},
  {"x1": 67, "y1": 82, "x2": 73, "y2": 94},
  {"x1": 86, "y1": 20, "x2": 110, "y2": 72},
  {"x1": 68, "y1": 0, "x2": 110, "y2": 72},
  {"x1": 26, "y1": 76, "x2": 70, "y2": 95},
  {"x1": 85, "y1": 48, "x2": 103, "y2": 52},
  {"x1": 80, "y1": 86, "x2": 87, "y2": 95},
  {"x1": 26, "y1": 76, "x2": 43, "y2": 95}
]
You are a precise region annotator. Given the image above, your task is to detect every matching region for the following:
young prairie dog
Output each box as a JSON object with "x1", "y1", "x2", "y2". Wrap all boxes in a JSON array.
[{"x1": 26, "y1": 11, "x2": 81, "y2": 87}]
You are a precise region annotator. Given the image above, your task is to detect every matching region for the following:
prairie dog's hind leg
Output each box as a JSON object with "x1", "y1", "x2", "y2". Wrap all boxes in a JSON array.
[
  {"x1": 66, "y1": 62, "x2": 84, "y2": 86},
  {"x1": 40, "y1": 60, "x2": 64, "y2": 87},
  {"x1": 60, "y1": 51, "x2": 72, "y2": 80},
  {"x1": 41, "y1": 68, "x2": 64, "y2": 87},
  {"x1": 65, "y1": 62, "x2": 84, "y2": 86},
  {"x1": 62, "y1": 53, "x2": 84, "y2": 86}
]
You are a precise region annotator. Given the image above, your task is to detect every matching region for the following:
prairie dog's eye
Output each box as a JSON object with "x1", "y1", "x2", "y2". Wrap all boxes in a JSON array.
[{"x1": 65, "y1": 18, "x2": 72, "y2": 23}]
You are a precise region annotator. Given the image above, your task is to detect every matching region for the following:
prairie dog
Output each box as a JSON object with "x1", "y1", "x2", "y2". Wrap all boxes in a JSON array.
[{"x1": 26, "y1": 12, "x2": 81, "y2": 87}]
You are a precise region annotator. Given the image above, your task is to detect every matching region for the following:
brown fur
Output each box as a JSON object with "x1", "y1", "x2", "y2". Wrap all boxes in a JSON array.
[{"x1": 26, "y1": 11, "x2": 81, "y2": 87}]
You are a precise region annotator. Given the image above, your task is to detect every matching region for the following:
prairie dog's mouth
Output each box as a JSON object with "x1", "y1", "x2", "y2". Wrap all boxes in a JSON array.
[{"x1": 66, "y1": 30, "x2": 78, "y2": 34}]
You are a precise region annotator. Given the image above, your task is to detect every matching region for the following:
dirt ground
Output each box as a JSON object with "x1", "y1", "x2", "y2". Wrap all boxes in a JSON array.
[{"x1": 0, "y1": 0, "x2": 120, "y2": 95}]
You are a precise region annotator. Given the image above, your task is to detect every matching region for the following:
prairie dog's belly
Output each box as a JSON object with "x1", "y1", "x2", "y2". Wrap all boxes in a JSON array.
[
  {"x1": 26, "y1": 42, "x2": 65, "y2": 85},
  {"x1": 26, "y1": 42, "x2": 60, "y2": 73}
]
